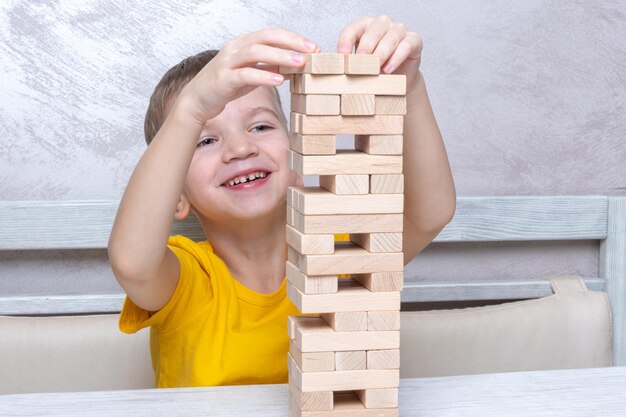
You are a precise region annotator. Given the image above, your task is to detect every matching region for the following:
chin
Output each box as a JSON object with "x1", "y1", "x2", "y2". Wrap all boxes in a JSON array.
[{"x1": 231, "y1": 201, "x2": 286, "y2": 222}]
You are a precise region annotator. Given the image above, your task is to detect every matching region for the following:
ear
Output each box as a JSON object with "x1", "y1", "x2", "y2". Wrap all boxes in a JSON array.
[{"x1": 174, "y1": 194, "x2": 192, "y2": 221}]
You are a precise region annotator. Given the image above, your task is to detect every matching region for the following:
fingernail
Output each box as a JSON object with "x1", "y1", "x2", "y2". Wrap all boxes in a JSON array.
[
  {"x1": 304, "y1": 40, "x2": 317, "y2": 50},
  {"x1": 271, "y1": 74, "x2": 284, "y2": 84},
  {"x1": 291, "y1": 53, "x2": 304, "y2": 64},
  {"x1": 337, "y1": 43, "x2": 352, "y2": 53},
  {"x1": 383, "y1": 63, "x2": 394, "y2": 73}
]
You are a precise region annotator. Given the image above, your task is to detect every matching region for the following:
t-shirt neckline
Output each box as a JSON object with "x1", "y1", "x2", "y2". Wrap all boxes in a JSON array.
[{"x1": 231, "y1": 275, "x2": 287, "y2": 307}]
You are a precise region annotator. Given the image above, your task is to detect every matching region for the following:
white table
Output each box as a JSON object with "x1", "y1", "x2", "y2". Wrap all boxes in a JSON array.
[{"x1": 1, "y1": 367, "x2": 625, "y2": 416}]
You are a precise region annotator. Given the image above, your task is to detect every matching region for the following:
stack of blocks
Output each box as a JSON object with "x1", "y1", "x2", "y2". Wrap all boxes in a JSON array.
[{"x1": 282, "y1": 53, "x2": 406, "y2": 416}]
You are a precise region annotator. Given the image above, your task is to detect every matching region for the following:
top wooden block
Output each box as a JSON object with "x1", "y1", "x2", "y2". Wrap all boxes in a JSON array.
[
  {"x1": 279, "y1": 53, "x2": 381, "y2": 75},
  {"x1": 280, "y1": 53, "x2": 344, "y2": 75},
  {"x1": 345, "y1": 54, "x2": 380, "y2": 74}
]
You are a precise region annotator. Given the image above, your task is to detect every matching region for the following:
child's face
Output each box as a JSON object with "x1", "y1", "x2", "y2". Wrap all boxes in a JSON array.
[{"x1": 180, "y1": 86, "x2": 297, "y2": 225}]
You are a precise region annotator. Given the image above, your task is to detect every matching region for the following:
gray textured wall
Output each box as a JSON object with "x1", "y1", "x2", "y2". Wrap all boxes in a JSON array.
[{"x1": 1, "y1": 0, "x2": 624, "y2": 298}]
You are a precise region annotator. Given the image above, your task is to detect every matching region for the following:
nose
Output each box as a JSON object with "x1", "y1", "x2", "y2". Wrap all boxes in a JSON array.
[{"x1": 221, "y1": 133, "x2": 259, "y2": 162}]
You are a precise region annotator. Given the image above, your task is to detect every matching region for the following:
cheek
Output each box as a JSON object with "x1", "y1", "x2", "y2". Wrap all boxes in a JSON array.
[
  {"x1": 263, "y1": 136, "x2": 290, "y2": 164},
  {"x1": 181, "y1": 174, "x2": 199, "y2": 203},
  {"x1": 186, "y1": 156, "x2": 219, "y2": 193},
  {"x1": 275, "y1": 135, "x2": 290, "y2": 154},
  {"x1": 271, "y1": 137, "x2": 296, "y2": 184},
  {"x1": 263, "y1": 143, "x2": 294, "y2": 187}
]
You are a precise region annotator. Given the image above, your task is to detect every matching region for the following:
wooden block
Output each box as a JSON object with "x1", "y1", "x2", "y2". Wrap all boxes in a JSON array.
[
  {"x1": 289, "y1": 388, "x2": 334, "y2": 413},
  {"x1": 280, "y1": 53, "x2": 345, "y2": 74},
  {"x1": 320, "y1": 311, "x2": 367, "y2": 331},
  {"x1": 352, "y1": 272, "x2": 404, "y2": 292},
  {"x1": 354, "y1": 135, "x2": 403, "y2": 155},
  {"x1": 289, "y1": 354, "x2": 399, "y2": 392},
  {"x1": 289, "y1": 242, "x2": 404, "y2": 275},
  {"x1": 341, "y1": 95, "x2": 375, "y2": 115},
  {"x1": 335, "y1": 351, "x2": 366, "y2": 371},
  {"x1": 290, "y1": 339, "x2": 335, "y2": 372},
  {"x1": 367, "y1": 311, "x2": 401, "y2": 331},
  {"x1": 291, "y1": 94, "x2": 340, "y2": 115},
  {"x1": 370, "y1": 174, "x2": 404, "y2": 194},
  {"x1": 345, "y1": 54, "x2": 380, "y2": 75},
  {"x1": 289, "y1": 134, "x2": 336, "y2": 155},
  {"x1": 367, "y1": 349, "x2": 400, "y2": 370},
  {"x1": 292, "y1": 316, "x2": 399, "y2": 352},
  {"x1": 290, "y1": 392, "x2": 398, "y2": 417},
  {"x1": 350, "y1": 233, "x2": 403, "y2": 253},
  {"x1": 289, "y1": 316, "x2": 321, "y2": 340},
  {"x1": 288, "y1": 150, "x2": 402, "y2": 175},
  {"x1": 356, "y1": 388, "x2": 398, "y2": 408},
  {"x1": 286, "y1": 225, "x2": 334, "y2": 255},
  {"x1": 288, "y1": 187, "x2": 403, "y2": 215},
  {"x1": 286, "y1": 261, "x2": 338, "y2": 295},
  {"x1": 288, "y1": 280, "x2": 401, "y2": 314},
  {"x1": 295, "y1": 74, "x2": 405, "y2": 95},
  {"x1": 375, "y1": 96, "x2": 407, "y2": 115},
  {"x1": 290, "y1": 74, "x2": 302, "y2": 94},
  {"x1": 289, "y1": 384, "x2": 334, "y2": 411},
  {"x1": 287, "y1": 208, "x2": 403, "y2": 234},
  {"x1": 291, "y1": 113, "x2": 403, "y2": 135},
  {"x1": 319, "y1": 175, "x2": 369, "y2": 195}
]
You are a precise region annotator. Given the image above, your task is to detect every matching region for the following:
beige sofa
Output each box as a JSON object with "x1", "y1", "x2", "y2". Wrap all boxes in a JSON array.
[
  {"x1": 0, "y1": 277, "x2": 611, "y2": 394},
  {"x1": 401, "y1": 276, "x2": 612, "y2": 377},
  {"x1": 0, "y1": 314, "x2": 152, "y2": 394}
]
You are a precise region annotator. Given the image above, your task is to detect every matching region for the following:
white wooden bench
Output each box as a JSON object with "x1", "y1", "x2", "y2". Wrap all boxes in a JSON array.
[
  {"x1": 1, "y1": 196, "x2": 624, "y2": 361},
  {"x1": 0, "y1": 195, "x2": 624, "y2": 390}
]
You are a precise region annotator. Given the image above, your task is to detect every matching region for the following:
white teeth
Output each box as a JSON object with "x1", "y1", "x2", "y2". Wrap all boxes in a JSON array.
[{"x1": 226, "y1": 171, "x2": 268, "y2": 186}]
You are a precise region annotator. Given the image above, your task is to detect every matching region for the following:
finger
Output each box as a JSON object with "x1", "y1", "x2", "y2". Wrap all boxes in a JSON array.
[
  {"x1": 231, "y1": 43, "x2": 306, "y2": 71},
  {"x1": 337, "y1": 17, "x2": 373, "y2": 53},
  {"x1": 371, "y1": 23, "x2": 407, "y2": 68},
  {"x1": 355, "y1": 15, "x2": 393, "y2": 54},
  {"x1": 231, "y1": 67, "x2": 284, "y2": 89},
  {"x1": 238, "y1": 28, "x2": 318, "y2": 54},
  {"x1": 382, "y1": 34, "x2": 422, "y2": 73},
  {"x1": 255, "y1": 63, "x2": 280, "y2": 73}
]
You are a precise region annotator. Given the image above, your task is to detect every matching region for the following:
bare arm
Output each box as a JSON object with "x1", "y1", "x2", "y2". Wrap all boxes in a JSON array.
[
  {"x1": 401, "y1": 73, "x2": 456, "y2": 261},
  {"x1": 108, "y1": 104, "x2": 200, "y2": 312},
  {"x1": 337, "y1": 16, "x2": 456, "y2": 264},
  {"x1": 108, "y1": 29, "x2": 318, "y2": 311}
]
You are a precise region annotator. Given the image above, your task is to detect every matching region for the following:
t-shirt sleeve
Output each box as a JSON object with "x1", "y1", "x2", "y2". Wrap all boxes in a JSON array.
[{"x1": 119, "y1": 236, "x2": 214, "y2": 334}]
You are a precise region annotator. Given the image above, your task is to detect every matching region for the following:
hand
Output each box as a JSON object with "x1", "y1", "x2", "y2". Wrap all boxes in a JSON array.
[
  {"x1": 337, "y1": 16, "x2": 423, "y2": 92},
  {"x1": 178, "y1": 29, "x2": 319, "y2": 125}
]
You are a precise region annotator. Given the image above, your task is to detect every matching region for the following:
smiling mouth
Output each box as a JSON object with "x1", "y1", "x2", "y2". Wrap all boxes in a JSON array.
[{"x1": 224, "y1": 171, "x2": 268, "y2": 187}]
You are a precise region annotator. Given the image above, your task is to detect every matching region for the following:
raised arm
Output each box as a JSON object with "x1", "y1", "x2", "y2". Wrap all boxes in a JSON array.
[
  {"x1": 108, "y1": 29, "x2": 318, "y2": 311},
  {"x1": 337, "y1": 16, "x2": 456, "y2": 264}
]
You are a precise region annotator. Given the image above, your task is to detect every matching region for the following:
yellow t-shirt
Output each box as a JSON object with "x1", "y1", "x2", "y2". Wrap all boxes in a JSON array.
[{"x1": 119, "y1": 235, "x2": 301, "y2": 388}]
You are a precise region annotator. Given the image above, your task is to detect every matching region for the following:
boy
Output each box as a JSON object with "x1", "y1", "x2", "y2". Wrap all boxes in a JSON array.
[{"x1": 108, "y1": 16, "x2": 456, "y2": 388}]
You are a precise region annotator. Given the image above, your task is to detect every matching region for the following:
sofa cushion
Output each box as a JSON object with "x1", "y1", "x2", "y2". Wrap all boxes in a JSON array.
[
  {"x1": 400, "y1": 276, "x2": 613, "y2": 377},
  {"x1": 0, "y1": 313, "x2": 152, "y2": 394}
]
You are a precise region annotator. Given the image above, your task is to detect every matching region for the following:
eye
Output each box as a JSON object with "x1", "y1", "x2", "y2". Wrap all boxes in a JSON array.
[
  {"x1": 197, "y1": 137, "x2": 217, "y2": 148},
  {"x1": 251, "y1": 124, "x2": 274, "y2": 133}
]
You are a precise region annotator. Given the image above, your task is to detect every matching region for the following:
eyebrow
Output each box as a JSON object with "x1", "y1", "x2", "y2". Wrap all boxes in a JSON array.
[
  {"x1": 241, "y1": 106, "x2": 282, "y2": 120},
  {"x1": 200, "y1": 105, "x2": 284, "y2": 133}
]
